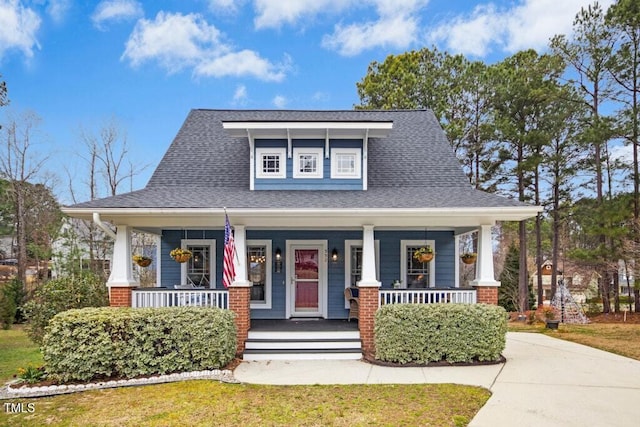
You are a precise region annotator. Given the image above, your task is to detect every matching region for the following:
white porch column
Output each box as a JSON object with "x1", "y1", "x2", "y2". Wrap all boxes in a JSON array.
[
  {"x1": 358, "y1": 225, "x2": 380, "y2": 287},
  {"x1": 454, "y1": 234, "x2": 460, "y2": 288},
  {"x1": 470, "y1": 224, "x2": 500, "y2": 287},
  {"x1": 231, "y1": 225, "x2": 251, "y2": 287},
  {"x1": 106, "y1": 225, "x2": 138, "y2": 288}
]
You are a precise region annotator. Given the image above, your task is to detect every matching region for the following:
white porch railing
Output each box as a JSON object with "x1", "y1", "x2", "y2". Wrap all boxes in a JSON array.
[
  {"x1": 379, "y1": 288, "x2": 477, "y2": 307},
  {"x1": 132, "y1": 289, "x2": 229, "y2": 309}
]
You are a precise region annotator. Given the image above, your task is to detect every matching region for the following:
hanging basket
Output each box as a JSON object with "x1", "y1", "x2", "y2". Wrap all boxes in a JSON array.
[
  {"x1": 170, "y1": 248, "x2": 192, "y2": 263},
  {"x1": 417, "y1": 253, "x2": 434, "y2": 263},
  {"x1": 461, "y1": 253, "x2": 477, "y2": 265},
  {"x1": 133, "y1": 255, "x2": 152, "y2": 267}
]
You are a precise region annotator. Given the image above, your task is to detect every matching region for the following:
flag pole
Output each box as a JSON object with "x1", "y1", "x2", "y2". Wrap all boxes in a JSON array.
[{"x1": 223, "y1": 207, "x2": 240, "y2": 263}]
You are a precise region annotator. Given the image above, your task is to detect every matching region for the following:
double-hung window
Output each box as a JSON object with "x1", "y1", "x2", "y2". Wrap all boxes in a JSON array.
[
  {"x1": 247, "y1": 240, "x2": 272, "y2": 309},
  {"x1": 400, "y1": 240, "x2": 435, "y2": 289},
  {"x1": 180, "y1": 239, "x2": 216, "y2": 288}
]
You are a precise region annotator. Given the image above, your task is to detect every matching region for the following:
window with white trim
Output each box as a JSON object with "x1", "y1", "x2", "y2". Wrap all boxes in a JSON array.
[
  {"x1": 400, "y1": 240, "x2": 435, "y2": 289},
  {"x1": 247, "y1": 240, "x2": 272, "y2": 309},
  {"x1": 331, "y1": 148, "x2": 361, "y2": 179},
  {"x1": 344, "y1": 240, "x2": 380, "y2": 308},
  {"x1": 181, "y1": 239, "x2": 216, "y2": 288},
  {"x1": 293, "y1": 147, "x2": 323, "y2": 178},
  {"x1": 256, "y1": 148, "x2": 286, "y2": 178}
]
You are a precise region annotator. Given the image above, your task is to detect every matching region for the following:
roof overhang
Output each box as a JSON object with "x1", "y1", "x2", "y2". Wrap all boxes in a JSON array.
[
  {"x1": 222, "y1": 121, "x2": 394, "y2": 139},
  {"x1": 62, "y1": 206, "x2": 542, "y2": 232}
]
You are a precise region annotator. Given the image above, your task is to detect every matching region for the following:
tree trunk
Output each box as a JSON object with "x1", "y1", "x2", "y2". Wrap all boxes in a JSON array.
[{"x1": 519, "y1": 220, "x2": 529, "y2": 312}]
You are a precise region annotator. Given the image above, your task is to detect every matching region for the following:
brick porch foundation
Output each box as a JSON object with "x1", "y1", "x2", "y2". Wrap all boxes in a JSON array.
[
  {"x1": 109, "y1": 287, "x2": 133, "y2": 307},
  {"x1": 475, "y1": 286, "x2": 499, "y2": 305},
  {"x1": 357, "y1": 286, "x2": 380, "y2": 359},
  {"x1": 229, "y1": 286, "x2": 251, "y2": 356}
]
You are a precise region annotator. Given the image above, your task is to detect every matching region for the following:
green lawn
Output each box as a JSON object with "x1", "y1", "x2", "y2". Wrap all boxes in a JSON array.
[
  {"x1": 0, "y1": 327, "x2": 490, "y2": 427},
  {"x1": 0, "y1": 325, "x2": 42, "y2": 382}
]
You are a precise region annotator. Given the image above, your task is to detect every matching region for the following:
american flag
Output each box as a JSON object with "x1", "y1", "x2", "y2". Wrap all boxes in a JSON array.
[{"x1": 222, "y1": 214, "x2": 236, "y2": 288}]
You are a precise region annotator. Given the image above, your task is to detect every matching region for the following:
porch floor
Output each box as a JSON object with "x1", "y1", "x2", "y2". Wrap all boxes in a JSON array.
[{"x1": 250, "y1": 319, "x2": 358, "y2": 332}]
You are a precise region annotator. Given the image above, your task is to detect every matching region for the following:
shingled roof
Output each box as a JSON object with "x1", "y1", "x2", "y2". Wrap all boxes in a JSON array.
[{"x1": 67, "y1": 109, "x2": 527, "y2": 210}]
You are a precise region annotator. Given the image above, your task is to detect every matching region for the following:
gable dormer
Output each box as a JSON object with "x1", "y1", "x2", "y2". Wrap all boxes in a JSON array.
[{"x1": 223, "y1": 120, "x2": 393, "y2": 190}]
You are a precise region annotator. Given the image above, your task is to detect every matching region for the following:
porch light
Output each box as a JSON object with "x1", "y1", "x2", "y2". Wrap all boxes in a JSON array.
[
  {"x1": 331, "y1": 248, "x2": 338, "y2": 262},
  {"x1": 275, "y1": 247, "x2": 282, "y2": 273}
]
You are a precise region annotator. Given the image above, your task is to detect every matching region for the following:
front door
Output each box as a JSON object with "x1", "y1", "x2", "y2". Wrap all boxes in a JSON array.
[{"x1": 288, "y1": 242, "x2": 326, "y2": 317}]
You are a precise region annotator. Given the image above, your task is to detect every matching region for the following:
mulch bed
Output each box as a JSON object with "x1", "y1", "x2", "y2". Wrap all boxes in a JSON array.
[
  {"x1": 588, "y1": 312, "x2": 640, "y2": 324},
  {"x1": 364, "y1": 355, "x2": 505, "y2": 368}
]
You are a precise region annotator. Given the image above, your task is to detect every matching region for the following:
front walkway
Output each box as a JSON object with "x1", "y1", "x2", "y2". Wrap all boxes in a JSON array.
[{"x1": 234, "y1": 332, "x2": 640, "y2": 427}]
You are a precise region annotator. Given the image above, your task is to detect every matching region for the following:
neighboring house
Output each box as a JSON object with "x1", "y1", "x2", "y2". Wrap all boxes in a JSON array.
[{"x1": 62, "y1": 109, "x2": 541, "y2": 357}]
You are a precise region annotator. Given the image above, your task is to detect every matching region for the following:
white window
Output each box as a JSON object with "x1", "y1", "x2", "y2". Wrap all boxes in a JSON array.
[
  {"x1": 247, "y1": 240, "x2": 272, "y2": 309},
  {"x1": 400, "y1": 240, "x2": 435, "y2": 289},
  {"x1": 256, "y1": 148, "x2": 286, "y2": 178},
  {"x1": 344, "y1": 240, "x2": 380, "y2": 308},
  {"x1": 293, "y1": 147, "x2": 323, "y2": 178},
  {"x1": 331, "y1": 148, "x2": 361, "y2": 179},
  {"x1": 180, "y1": 239, "x2": 216, "y2": 288}
]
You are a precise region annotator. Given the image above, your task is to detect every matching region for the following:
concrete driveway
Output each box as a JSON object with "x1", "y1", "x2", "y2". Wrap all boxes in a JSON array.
[{"x1": 234, "y1": 332, "x2": 640, "y2": 427}]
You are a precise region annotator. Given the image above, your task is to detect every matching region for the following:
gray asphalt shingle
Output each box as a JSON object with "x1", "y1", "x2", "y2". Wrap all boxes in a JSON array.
[{"x1": 68, "y1": 109, "x2": 528, "y2": 210}]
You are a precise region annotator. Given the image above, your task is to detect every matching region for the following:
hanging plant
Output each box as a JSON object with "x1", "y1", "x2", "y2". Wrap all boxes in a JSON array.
[
  {"x1": 413, "y1": 246, "x2": 434, "y2": 263},
  {"x1": 460, "y1": 252, "x2": 477, "y2": 265},
  {"x1": 170, "y1": 248, "x2": 192, "y2": 263},
  {"x1": 133, "y1": 255, "x2": 152, "y2": 267}
]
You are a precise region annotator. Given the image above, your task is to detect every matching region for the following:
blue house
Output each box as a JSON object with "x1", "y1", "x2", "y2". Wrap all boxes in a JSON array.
[{"x1": 63, "y1": 109, "x2": 539, "y2": 357}]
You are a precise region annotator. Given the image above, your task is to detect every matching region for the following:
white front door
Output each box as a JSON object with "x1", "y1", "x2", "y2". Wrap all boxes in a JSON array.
[{"x1": 286, "y1": 241, "x2": 327, "y2": 318}]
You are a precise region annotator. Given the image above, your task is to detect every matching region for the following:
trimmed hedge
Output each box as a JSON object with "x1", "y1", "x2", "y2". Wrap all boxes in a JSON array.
[
  {"x1": 42, "y1": 307, "x2": 236, "y2": 382},
  {"x1": 374, "y1": 304, "x2": 507, "y2": 364}
]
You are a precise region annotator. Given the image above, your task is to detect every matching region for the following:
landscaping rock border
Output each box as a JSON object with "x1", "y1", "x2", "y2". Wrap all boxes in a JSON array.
[{"x1": 0, "y1": 369, "x2": 238, "y2": 400}]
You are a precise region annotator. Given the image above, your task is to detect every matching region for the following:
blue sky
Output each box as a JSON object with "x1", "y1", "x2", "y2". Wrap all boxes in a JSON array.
[{"x1": 0, "y1": 0, "x2": 617, "y2": 202}]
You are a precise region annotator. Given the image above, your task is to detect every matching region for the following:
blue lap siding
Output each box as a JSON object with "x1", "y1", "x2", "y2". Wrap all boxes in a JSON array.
[{"x1": 160, "y1": 228, "x2": 455, "y2": 319}]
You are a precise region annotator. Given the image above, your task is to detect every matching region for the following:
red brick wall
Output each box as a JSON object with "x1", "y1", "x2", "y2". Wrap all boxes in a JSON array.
[
  {"x1": 475, "y1": 286, "x2": 498, "y2": 305},
  {"x1": 229, "y1": 286, "x2": 251, "y2": 356},
  {"x1": 357, "y1": 286, "x2": 379, "y2": 359},
  {"x1": 109, "y1": 287, "x2": 132, "y2": 307}
]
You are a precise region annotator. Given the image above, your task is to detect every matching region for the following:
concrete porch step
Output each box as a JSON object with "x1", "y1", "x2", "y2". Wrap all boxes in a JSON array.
[{"x1": 243, "y1": 329, "x2": 362, "y2": 361}]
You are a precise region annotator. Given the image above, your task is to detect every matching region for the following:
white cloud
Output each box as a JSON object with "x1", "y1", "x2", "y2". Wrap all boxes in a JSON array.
[
  {"x1": 427, "y1": 0, "x2": 616, "y2": 58},
  {"x1": 196, "y1": 49, "x2": 289, "y2": 81},
  {"x1": 0, "y1": 0, "x2": 41, "y2": 60},
  {"x1": 123, "y1": 12, "x2": 223, "y2": 72},
  {"x1": 232, "y1": 84, "x2": 248, "y2": 105},
  {"x1": 611, "y1": 144, "x2": 633, "y2": 166},
  {"x1": 122, "y1": 11, "x2": 289, "y2": 82},
  {"x1": 46, "y1": 0, "x2": 71, "y2": 23},
  {"x1": 207, "y1": 0, "x2": 247, "y2": 15},
  {"x1": 254, "y1": 0, "x2": 428, "y2": 56},
  {"x1": 253, "y1": 0, "x2": 353, "y2": 30},
  {"x1": 272, "y1": 95, "x2": 287, "y2": 108},
  {"x1": 322, "y1": 13, "x2": 419, "y2": 57},
  {"x1": 92, "y1": 0, "x2": 143, "y2": 30}
]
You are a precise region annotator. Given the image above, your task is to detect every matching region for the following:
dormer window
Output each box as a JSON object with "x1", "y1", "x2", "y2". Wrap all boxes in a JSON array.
[
  {"x1": 256, "y1": 148, "x2": 286, "y2": 178},
  {"x1": 331, "y1": 148, "x2": 361, "y2": 179},
  {"x1": 293, "y1": 147, "x2": 323, "y2": 178}
]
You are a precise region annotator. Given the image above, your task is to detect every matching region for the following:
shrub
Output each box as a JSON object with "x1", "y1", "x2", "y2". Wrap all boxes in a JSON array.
[
  {"x1": 374, "y1": 304, "x2": 507, "y2": 364},
  {"x1": 0, "y1": 278, "x2": 27, "y2": 329},
  {"x1": 42, "y1": 306, "x2": 236, "y2": 382},
  {"x1": 23, "y1": 272, "x2": 109, "y2": 344}
]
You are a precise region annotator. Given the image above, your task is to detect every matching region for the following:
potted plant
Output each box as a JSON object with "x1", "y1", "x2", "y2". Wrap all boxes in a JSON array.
[
  {"x1": 133, "y1": 254, "x2": 152, "y2": 267},
  {"x1": 170, "y1": 248, "x2": 192, "y2": 263},
  {"x1": 413, "y1": 246, "x2": 434, "y2": 263},
  {"x1": 460, "y1": 252, "x2": 477, "y2": 264},
  {"x1": 538, "y1": 306, "x2": 560, "y2": 329}
]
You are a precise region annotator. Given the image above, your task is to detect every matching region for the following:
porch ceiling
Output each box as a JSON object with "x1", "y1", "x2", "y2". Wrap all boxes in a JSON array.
[{"x1": 63, "y1": 206, "x2": 541, "y2": 230}]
